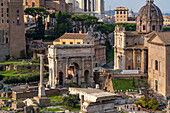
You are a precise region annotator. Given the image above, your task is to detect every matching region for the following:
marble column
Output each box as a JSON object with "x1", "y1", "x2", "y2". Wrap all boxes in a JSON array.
[
  {"x1": 141, "y1": 49, "x2": 145, "y2": 73},
  {"x1": 65, "y1": 58, "x2": 69, "y2": 85},
  {"x1": 91, "y1": 56, "x2": 95, "y2": 87},
  {"x1": 38, "y1": 54, "x2": 46, "y2": 97},
  {"x1": 132, "y1": 49, "x2": 136, "y2": 70},
  {"x1": 81, "y1": 58, "x2": 85, "y2": 84},
  {"x1": 87, "y1": 0, "x2": 90, "y2": 11},
  {"x1": 91, "y1": 0, "x2": 94, "y2": 11}
]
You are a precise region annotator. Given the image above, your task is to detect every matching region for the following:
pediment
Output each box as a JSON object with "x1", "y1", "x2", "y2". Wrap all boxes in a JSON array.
[{"x1": 148, "y1": 34, "x2": 164, "y2": 44}]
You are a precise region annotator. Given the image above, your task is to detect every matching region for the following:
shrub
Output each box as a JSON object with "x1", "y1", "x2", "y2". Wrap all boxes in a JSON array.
[
  {"x1": 27, "y1": 66, "x2": 31, "y2": 69},
  {"x1": 2, "y1": 74, "x2": 40, "y2": 84},
  {"x1": 62, "y1": 94, "x2": 80, "y2": 108},
  {"x1": 134, "y1": 97, "x2": 159, "y2": 110},
  {"x1": 148, "y1": 98, "x2": 159, "y2": 110}
]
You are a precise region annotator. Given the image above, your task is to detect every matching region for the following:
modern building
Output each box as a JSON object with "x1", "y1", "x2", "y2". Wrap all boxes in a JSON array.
[
  {"x1": 115, "y1": 7, "x2": 128, "y2": 23},
  {"x1": 115, "y1": 7, "x2": 136, "y2": 23},
  {"x1": 163, "y1": 16, "x2": 170, "y2": 25},
  {"x1": 0, "y1": 0, "x2": 26, "y2": 61}
]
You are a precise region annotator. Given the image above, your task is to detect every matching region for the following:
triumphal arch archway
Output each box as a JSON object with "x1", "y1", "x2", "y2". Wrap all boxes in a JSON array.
[{"x1": 48, "y1": 45, "x2": 95, "y2": 88}]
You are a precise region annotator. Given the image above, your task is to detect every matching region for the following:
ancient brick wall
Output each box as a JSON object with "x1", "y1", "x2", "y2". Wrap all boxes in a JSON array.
[
  {"x1": 14, "y1": 65, "x2": 40, "y2": 71},
  {"x1": 12, "y1": 88, "x2": 68, "y2": 100}
]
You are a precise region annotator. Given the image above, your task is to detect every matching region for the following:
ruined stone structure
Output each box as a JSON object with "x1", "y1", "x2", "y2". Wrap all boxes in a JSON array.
[
  {"x1": 48, "y1": 44, "x2": 95, "y2": 88},
  {"x1": 38, "y1": 54, "x2": 46, "y2": 97},
  {"x1": 0, "y1": 0, "x2": 26, "y2": 61},
  {"x1": 53, "y1": 32, "x2": 106, "y2": 67},
  {"x1": 34, "y1": 54, "x2": 50, "y2": 106},
  {"x1": 69, "y1": 88, "x2": 118, "y2": 113}
]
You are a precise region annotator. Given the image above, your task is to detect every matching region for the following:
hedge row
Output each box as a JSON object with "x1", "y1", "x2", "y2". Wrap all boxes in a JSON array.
[{"x1": 0, "y1": 74, "x2": 40, "y2": 84}]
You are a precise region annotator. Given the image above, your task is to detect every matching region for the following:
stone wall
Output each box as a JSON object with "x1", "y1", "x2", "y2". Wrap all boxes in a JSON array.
[
  {"x1": 14, "y1": 65, "x2": 40, "y2": 71},
  {"x1": 0, "y1": 44, "x2": 9, "y2": 61},
  {"x1": 111, "y1": 73, "x2": 147, "y2": 79},
  {"x1": 12, "y1": 88, "x2": 68, "y2": 100}
]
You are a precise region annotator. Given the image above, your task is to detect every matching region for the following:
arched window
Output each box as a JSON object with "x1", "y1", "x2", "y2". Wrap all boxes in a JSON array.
[{"x1": 32, "y1": 2, "x2": 35, "y2": 7}]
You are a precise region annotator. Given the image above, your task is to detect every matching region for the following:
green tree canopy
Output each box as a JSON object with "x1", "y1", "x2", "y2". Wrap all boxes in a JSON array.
[
  {"x1": 94, "y1": 23, "x2": 136, "y2": 35},
  {"x1": 24, "y1": 7, "x2": 50, "y2": 40}
]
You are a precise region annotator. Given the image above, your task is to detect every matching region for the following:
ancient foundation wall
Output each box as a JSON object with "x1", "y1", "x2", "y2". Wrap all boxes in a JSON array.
[
  {"x1": 0, "y1": 44, "x2": 9, "y2": 61},
  {"x1": 12, "y1": 88, "x2": 68, "y2": 100}
]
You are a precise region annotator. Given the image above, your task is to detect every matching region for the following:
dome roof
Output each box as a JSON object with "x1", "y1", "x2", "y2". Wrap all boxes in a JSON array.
[
  {"x1": 128, "y1": 9, "x2": 135, "y2": 18},
  {"x1": 137, "y1": 0, "x2": 163, "y2": 21},
  {"x1": 136, "y1": 0, "x2": 163, "y2": 33}
]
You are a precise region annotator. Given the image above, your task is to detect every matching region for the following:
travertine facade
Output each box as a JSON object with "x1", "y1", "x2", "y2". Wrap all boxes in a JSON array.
[
  {"x1": 0, "y1": 0, "x2": 26, "y2": 60},
  {"x1": 114, "y1": 25, "x2": 148, "y2": 73},
  {"x1": 48, "y1": 45, "x2": 95, "y2": 88},
  {"x1": 148, "y1": 32, "x2": 170, "y2": 98}
]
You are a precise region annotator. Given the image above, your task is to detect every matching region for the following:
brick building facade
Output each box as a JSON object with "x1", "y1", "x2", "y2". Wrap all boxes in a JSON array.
[{"x1": 0, "y1": 0, "x2": 26, "y2": 60}]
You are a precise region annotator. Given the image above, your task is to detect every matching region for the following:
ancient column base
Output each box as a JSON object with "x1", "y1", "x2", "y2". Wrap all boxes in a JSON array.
[
  {"x1": 33, "y1": 96, "x2": 51, "y2": 106},
  {"x1": 38, "y1": 85, "x2": 46, "y2": 97}
]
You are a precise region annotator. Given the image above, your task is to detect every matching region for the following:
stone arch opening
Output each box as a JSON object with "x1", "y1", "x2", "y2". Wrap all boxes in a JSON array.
[
  {"x1": 59, "y1": 72, "x2": 63, "y2": 85},
  {"x1": 68, "y1": 62, "x2": 80, "y2": 84},
  {"x1": 84, "y1": 70, "x2": 89, "y2": 84}
]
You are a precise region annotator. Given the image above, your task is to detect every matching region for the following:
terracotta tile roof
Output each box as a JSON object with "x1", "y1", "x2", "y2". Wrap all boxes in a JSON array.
[
  {"x1": 144, "y1": 31, "x2": 154, "y2": 37},
  {"x1": 125, "y1": 31, "x2": 141, "y2": 37},
  {"x1": 32, "y1": 40, "x2": 43, "y2": 43},
  {"x1": 156, "y1": 32, "x2": 170, "y2": 44},
  {"x1": 43, "y1": 42, "x2": 53, "y2": 45},
  {"x1": 54, "y1": 38, "x2": 60, "y2": 42},
  {"x1": 54, "y1": 33, "x2": 88, "y2": 41},
  {"x1": 126, "y1": 45, "x2": 147, "y2": 49}
]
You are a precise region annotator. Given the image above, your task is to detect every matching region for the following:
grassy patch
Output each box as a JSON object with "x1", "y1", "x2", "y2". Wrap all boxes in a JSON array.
[
  {"x1": 48, "y1": 95, "x2": 63, "y2": 103},
  {"x1": 0, "y1": 61, "x2": 23, "y2": 65},
  {"x1": 2, "y1": 107, "x2": 9, "y2": 111},
  {"x1": 0, "y1": 97, "x2": 25, "y2": 102},
  {"x1": 0, "y1": 70, "x2": 33, "y2": 76},
  {"x1": 47, "y1": 107, "x2": 64, "y2": 112},
  {"x1": 0, "y1": 61, "x2": 39, "y2": 65},
  {"x1": 112, "y1": 79, "x2": 138, "y2": 91},
  {"x1": 63, "y1": 106, "x2": 80, "y2": 111}
]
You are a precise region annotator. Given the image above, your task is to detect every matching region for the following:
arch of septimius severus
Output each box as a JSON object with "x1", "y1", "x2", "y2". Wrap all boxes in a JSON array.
[{"x1": 48, "y1": 45, "x2": 95, "y2": 88}]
